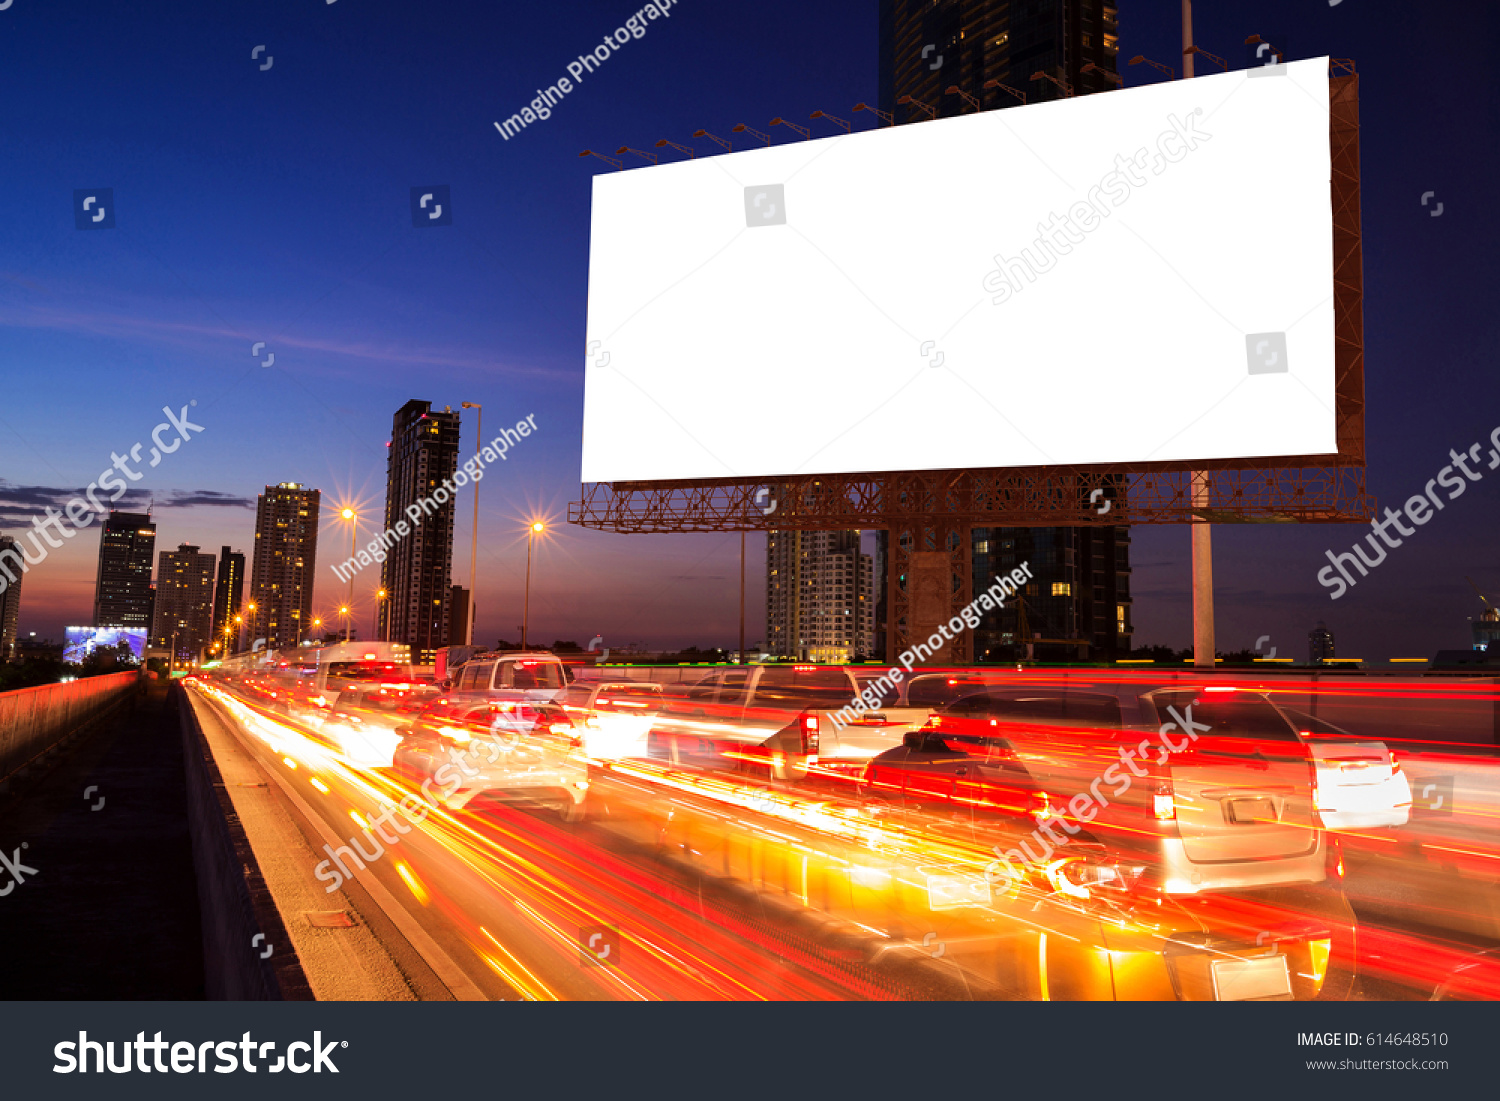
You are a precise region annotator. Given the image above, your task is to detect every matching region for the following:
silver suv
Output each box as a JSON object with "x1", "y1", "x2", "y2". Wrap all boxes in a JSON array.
[{"x1": 446, "y1": 651, "x2": 569, "y2": 706}]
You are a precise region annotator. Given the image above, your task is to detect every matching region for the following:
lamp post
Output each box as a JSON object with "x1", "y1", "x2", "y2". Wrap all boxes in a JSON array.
[
  {"x1": 340, "y1": 508, "x2": 356, "y2": 642},
  {"x1": 460, "y1": 402, "x2": 482, "y2": 647},
  {"x1": 522, "y1": 521, "x2": 544, "y2": 650}
]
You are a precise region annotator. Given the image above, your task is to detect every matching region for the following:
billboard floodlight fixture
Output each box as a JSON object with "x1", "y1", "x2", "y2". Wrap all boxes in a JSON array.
[
  {"x1": 692, "y1": 129, "x2": 732, "y2": 152},
  {"x1": 1127, "y1": 55, "x2": 1175, "y2": 81},
  {"x1": 731, "y1": 123, "x2": 772, "y2": 146}
]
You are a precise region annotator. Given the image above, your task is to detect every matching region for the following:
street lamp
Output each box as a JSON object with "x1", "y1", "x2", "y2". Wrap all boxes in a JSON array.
[
  {"x1": 522, "y1": 521, "x2": 545, "y2": 650},
  {"x1": 459, "y1": 402, "x2": 482, "y2": 647},
  {"x1": 340, "y1": 508, "x2": 356, "y2": 642}
]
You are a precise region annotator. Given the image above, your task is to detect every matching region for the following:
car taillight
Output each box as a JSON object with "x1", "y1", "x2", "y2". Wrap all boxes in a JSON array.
[
  {"x1": 801, "y1": 713, "x2": 819, "y2": 754},
  {"x1": 1389, "y1": 751, "x2": 1401, "y2": 775},
  {"x1": 1153, "y1": 781, "x2": 1175, "y2": 820}
]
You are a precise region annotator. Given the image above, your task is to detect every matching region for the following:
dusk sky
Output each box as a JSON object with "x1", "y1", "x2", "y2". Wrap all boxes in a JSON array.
[{"x1": 1, "y1": 0, "x2": 1494, "y2": 660}]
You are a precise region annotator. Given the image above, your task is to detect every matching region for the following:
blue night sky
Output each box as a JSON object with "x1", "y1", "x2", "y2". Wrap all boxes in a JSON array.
[{"x1": 0, "y1": 0, "x2": 1495, "y2": 660}]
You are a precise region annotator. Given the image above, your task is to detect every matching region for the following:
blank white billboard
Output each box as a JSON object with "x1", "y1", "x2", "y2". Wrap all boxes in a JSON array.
[{"x1": 582, "y1": 58, "x2": 1335, "y2": 484}]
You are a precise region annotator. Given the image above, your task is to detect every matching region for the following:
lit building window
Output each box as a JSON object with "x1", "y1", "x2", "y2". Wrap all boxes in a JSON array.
[{"x1": 1052, "y1": 582, "x2": 1071, "y2": 597}]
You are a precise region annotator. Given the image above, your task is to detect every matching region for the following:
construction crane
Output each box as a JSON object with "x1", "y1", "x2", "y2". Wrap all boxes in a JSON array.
[
  {"x1": 1470, "y1": 579, "x2": 1494, "y2": 621},
  {"x1": 1467, "y1": 577, "x2": 1499, "y2": 622}
]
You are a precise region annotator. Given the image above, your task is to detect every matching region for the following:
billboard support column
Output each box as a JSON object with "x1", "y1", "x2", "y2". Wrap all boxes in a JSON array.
[{"x1": 1191, "y1": 471, "x2": 1215, "y2": 668}]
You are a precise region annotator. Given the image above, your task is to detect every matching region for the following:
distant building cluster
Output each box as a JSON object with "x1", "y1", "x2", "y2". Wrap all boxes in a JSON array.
[{"x1": 766, "y1": 530, "x2": 875, "y2": 663}]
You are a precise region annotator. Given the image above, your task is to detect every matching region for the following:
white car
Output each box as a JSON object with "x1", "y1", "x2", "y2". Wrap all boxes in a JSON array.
[
  {"x1": 1281, "y1": 707, "x2": 1412, "y2": 830},
  {"x1": 561, "y1": 680, "x2": 664, "y2": 761}
]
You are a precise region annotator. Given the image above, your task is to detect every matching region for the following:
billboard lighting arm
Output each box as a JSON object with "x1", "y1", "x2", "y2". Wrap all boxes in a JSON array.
[
  {"x1": 1126, "y1": 55, "x2": 1175, "y2": 81},
  {"x1": 1182, "y1": 45, "x2": 1227, "y2": 72},
  {"x1": 615, "y1": 145, "x2": 659, "y2": 164},
  {"x1": 655, "y1": 138, "x2": 695, "y2": 159},
  {"x1": 1030, "y1": 71, "x2": 1075, "y2": 96},
  {"x1": 852, "y1": 102, "x2": 894, "y2": 126},
  {"x1": 691, "y1": 129, "x2": 732, "y2": 152},
  {"x1": 981, "y1": 80, "x2": 1027, "y2": 106},
  {"x1": 579, "y1": 149, "x2": 623, "y2": 169},
  {"x1": 809, "y1": 110, "x2": 850, "y2": 133},
  {"x1": 769, "y1": 116, "x2": 810, "y2": 140},
  {"x1": 1243, "y1": 35, "x2": 1285, "y2": 65},
  {"x1": 731, "y1": 123, "x2": 772, "y2": 146},
  {"x1": 944, "y1": 85, "x2": 981, "y2": 111},
  {"x1": 1079, "y1": 62, "x2": 1123, "y2": 86},
  {"x1": 897, "y1": 94, "x2": 937, "y2": 119}
]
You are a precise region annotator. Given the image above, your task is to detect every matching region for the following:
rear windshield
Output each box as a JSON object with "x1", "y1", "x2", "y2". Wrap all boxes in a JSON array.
[
  {"x1": 755, "y1": 665, "x2": 852, "y2": 708},
  {"x1": 328, "y1": 661, "x2": 408, "y2": 681},
  {"x1": 503, "y1": 660, "x2": 565, "y2": 690},
  {"x1": 597, "y1": 684, "x2": 662, "y2": 702},
  {"x1": 945, "y1": 692, "x2": 1123, "y2": 729},
  {"x1": 907, "y1": 677, "x2": 985, "y2": 708},
  {"x1": 1150, "y1": 690, "x2": 1297, "y2": 741}
]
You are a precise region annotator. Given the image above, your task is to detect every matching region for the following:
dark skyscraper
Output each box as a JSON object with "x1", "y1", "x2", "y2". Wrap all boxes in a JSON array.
[
  {"x1": 378, "y1": 400, "x2": 461, "y2": 664},
  {"x1": 249, "y1": 483, "x2": 320, "y2": 650},
  {"x1": 212, "y1": 545, "x2": 246, "y2": 656},
  {"x1": 874, "y1": 0, "x2": 1130, "y2": 664},
  {"x1": 449, "y1": 584, "x2": 472, "y2": 648},
  {"x1": 0, "y1": 534, "x2": 21, "y2": 662},
  {"x1": 152, "y1": 543, "x2": 217, "y2": 661},
  {"x1": 879, "y1": 0, "x2": 1119, "y2": 122},
  {"x1": 1310, "y1": 622, "x2": 1336, "y2": 665},
  {"x1": 93, "y1": 511, "x2": 157, "y2": 630}
]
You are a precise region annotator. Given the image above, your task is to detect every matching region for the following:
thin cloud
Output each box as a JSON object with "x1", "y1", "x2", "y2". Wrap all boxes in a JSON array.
[
  {"x1": 159, "y1": 490, "x2": 254, "y2": 508},
  {"x1": 0, "y1": 303, "x2": 568, "y2": 380}
]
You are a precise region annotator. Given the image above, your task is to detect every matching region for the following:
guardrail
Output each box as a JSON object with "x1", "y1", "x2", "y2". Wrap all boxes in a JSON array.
[{"x1": 0, "y1": 671, "x2": 138, "y2": 783}]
